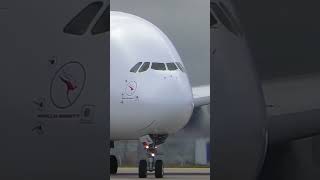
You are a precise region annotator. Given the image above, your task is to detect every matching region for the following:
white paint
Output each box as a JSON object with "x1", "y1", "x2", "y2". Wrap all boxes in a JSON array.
[{"x1": 110, "y1": 11, "x2": 194, "y2": 140}]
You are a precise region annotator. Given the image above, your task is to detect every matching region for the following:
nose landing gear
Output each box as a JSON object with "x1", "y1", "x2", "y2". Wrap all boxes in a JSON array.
[
  {"x1": 138, "y1": 134, "x2": 167, "y2": 178},
  {"x1": 138, "y1": 144, "x2": 164, "y2": 178}
]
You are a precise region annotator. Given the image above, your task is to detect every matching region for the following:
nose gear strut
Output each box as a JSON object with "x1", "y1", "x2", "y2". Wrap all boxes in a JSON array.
[{"x1": 138, "y1": 134, "x2": 168, "y2": 178}]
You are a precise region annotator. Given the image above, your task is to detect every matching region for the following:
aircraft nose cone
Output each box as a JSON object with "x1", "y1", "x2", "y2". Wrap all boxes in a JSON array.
[{"x1": 141, "y1": 76, "x2": 194, "y2": 134}]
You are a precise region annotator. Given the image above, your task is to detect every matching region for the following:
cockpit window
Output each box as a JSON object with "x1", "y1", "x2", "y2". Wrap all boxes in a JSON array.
[
  {"x1": 138, "y1": 62, "x2": 150, "y2": 72},
  {"x1": 151, "y1": 63, "x2": 166, "y2": 71},
  {"x1": 218, "y1": 2, "x2": 243, "y2": 36},
  {"x1": 211, "y1": 2, "x2": 239, "y2": 36},
  {"x1": 210, "y1": 13, "x2": 218, "y2": 27},
  {"x1": 210, "y1": 7, "x2": 218, "y2": 27},
  {"x1": 166, "y1": 63, "x2": 178, "y2": 71},
  {"x1": 130, "y1": 62, "x2": 142, "y2": 73},
  {"x1": 91, "y1": 5, "x2": 110, "y2": 35},
  {"x1": 129, "y1": 61, "x2": 185, "y2": 73},
  {"x1": 175, "y1": 62, "x2": 185, "y2": 72},
  {"x1": 63, "y1": 1, "x2": 103, "y2": 35}
]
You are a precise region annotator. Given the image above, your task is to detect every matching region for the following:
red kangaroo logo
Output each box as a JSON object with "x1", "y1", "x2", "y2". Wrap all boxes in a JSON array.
[{"x1": 59, "y1": 76, "x2": 77, "y2": 93}]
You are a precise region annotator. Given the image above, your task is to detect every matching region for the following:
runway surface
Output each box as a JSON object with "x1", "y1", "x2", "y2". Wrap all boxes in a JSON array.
[{"x1": 110, "y1": 168, "x2": 210, "y2": 180}]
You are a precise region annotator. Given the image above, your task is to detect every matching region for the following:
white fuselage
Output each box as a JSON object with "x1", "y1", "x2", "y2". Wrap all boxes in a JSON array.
[{"x1": 110, "y1": 11, "x2": 194, "y2": 140}]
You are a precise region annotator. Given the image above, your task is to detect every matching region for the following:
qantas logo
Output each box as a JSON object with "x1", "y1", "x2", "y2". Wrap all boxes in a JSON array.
[{"x1": 50, "y1": 61, "x2": 86, "y2": 109}]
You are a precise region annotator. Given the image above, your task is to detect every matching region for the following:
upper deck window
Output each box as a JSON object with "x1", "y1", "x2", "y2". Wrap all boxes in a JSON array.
[
  {"x1": 139, "y1": 62, "x2": 150, "y2": 72},
  {"x1": 151, "y1": 63, "x2": 166, "y2": 71},
  {"x1": 63, "y1": 1, "x2": 103, "y2": 35},
  {"x1": 166, "y1": 63, "x2": 178, "y2": 71},
  {"x1": 175, "y1": 62, "x2": 185, "y2": 72},
  {"x1": 130, "y1": 62, "x2": 142, "y2": 73}
]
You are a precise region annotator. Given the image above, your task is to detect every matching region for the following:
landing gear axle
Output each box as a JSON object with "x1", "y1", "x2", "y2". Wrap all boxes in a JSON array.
[{"x1": 139, "y1": 135, "x2": 166, "y2": 178}]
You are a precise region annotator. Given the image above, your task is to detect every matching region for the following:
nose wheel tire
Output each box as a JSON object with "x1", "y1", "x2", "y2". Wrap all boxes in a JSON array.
[
  {"x1": 110, "y1": 155, "x2": 118, "y2": 174},
  {"x1": 139, "y1": 135, "x2": 167, "y2": 178},
  {"x1": 155, "y1": 160, "x2": 164, "y2": 178},
  {"x1": 139, "y1": 160, "x2": 148, "y2": 178}
]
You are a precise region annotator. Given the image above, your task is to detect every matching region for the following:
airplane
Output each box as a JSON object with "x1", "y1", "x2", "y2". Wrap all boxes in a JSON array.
[
  {"x1": 109, "y1": 0, "x2": 320, "y2": 179},
  {"x1": 110, "y1": 11, "x2": 210, "y2": 178},
  {"x1": 2, "y1": 0, "x2": 319, "y2": 179},
  {"x1": 0, "y1": 0, "x2": 209, "y2": 179}
]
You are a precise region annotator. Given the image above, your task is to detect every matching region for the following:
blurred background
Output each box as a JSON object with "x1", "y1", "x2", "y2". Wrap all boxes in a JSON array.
[{"x1": 234, "y1": 0, "x2": 320, "y2": 179}]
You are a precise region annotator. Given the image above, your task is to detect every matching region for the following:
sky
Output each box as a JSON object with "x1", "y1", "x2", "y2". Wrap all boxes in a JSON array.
[{"x1": 111, "y1": 0, "x2": 210, "y2": 86}]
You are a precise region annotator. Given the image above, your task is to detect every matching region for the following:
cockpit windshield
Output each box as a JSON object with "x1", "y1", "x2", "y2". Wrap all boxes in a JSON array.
[
  {"x1": 175, "y1": 62, "x2": 185, "y2": 72},
  {"x1": 139, "y1": 62, "x2": 150, "y2": 72},
  {"x1": 210, "y1": 2, "x2": 242, "y2": 37},
  {"x1": 151, "y1": 63, "x2": 166, "y2": 71},
  {"x1": 166, "y1": 63, "x2": 178, "y2": 71},
  {"x1": 130, "y1": 62, "x2": 185, "y2": 73},
  {"x1": 63, "y1": 2, "x2": 103, "y2": 35},
  {"x1": 130, "y1": 62, "x2": 142, "y2": 72}
]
